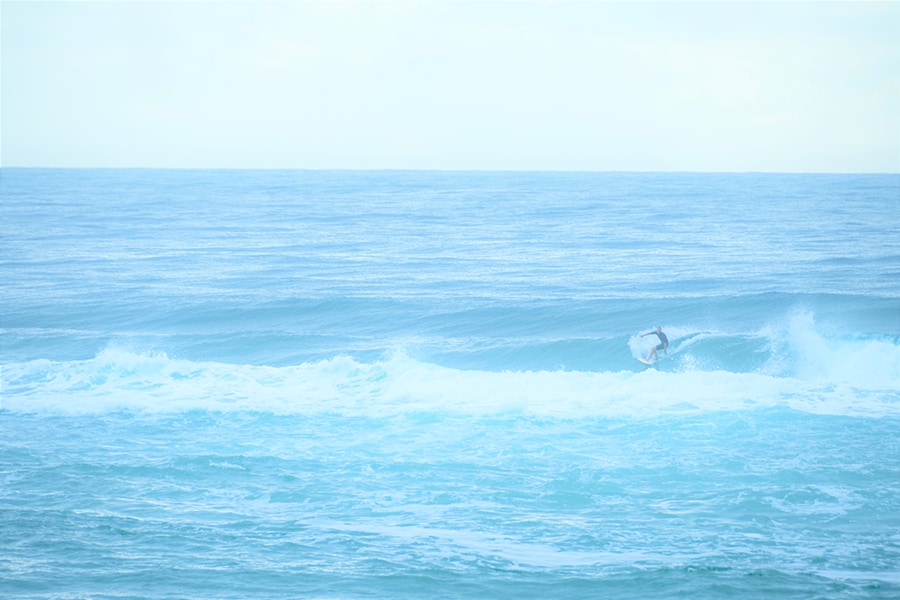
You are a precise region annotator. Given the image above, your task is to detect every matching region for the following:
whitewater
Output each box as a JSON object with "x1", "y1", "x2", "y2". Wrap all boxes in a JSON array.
[{"x1": 2, "y1": 169, "x2": 899, "y2": 599}]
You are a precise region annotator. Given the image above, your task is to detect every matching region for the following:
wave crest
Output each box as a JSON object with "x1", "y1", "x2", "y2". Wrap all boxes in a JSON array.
[{"x1": 4, "y1": 334, "x2": 897, "y2": 418}]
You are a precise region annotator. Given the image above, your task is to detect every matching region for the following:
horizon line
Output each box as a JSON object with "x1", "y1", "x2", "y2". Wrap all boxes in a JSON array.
[{"x1": 2, "y1": 166, "x2": 898, "y2": 176}]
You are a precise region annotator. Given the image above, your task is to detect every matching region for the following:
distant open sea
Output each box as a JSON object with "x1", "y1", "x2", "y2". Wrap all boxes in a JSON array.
[{"x1": 2, "y1": 169, "x2": 899, "y2": 599}]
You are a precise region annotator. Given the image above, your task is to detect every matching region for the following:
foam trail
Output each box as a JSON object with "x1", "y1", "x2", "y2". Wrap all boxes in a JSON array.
[{"x1": 4, "y1": 342, "x2": 898, "y2": 418}]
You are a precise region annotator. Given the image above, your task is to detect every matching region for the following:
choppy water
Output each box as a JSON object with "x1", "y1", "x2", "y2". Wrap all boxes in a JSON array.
[{"x1": 2, "y1": 169, "x2": 899, "y2": 598}]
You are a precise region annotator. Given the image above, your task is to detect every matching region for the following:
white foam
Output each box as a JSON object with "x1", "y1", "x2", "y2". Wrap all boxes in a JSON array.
[
  {"x1": 762, "y1": 310, "x2": 900, "y2": 389},
  {"x1": 3, "y1": 343, "x2": 898, "y2": 418}
]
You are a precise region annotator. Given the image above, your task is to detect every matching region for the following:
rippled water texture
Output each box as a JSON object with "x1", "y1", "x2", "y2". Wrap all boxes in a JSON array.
[{"x1": 2, "y1": 170, "x2": 898, "y2": 598}]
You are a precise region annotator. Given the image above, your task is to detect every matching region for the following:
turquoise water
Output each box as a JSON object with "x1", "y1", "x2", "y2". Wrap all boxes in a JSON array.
[{"x1": 2, "y1": 169, "x2": 899, "y2": 598}]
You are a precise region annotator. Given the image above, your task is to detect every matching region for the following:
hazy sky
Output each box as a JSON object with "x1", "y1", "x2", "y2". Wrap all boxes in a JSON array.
[{"x1": 3, "y1": 1, "x2": 898, "y2": 171}]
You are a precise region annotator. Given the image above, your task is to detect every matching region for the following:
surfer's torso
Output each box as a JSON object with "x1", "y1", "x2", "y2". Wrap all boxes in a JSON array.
[{"x1": 654, "y1": 331, "x2": 668, "y2": 348}]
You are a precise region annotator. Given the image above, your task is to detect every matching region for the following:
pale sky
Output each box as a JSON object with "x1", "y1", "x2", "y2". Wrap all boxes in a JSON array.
[{"x1": 2, "y1": 1, "x2": 899, "y2": 171}]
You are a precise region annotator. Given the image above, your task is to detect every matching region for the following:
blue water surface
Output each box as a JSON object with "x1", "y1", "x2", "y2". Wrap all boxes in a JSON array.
[{"x1": 2, "y1": 169, "x2": 899, "y2": 599}]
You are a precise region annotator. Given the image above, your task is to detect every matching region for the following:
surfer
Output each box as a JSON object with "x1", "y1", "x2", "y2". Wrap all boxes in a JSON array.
[{"x1": 640, "y1": 326, "x2": 668, "y2": 362}]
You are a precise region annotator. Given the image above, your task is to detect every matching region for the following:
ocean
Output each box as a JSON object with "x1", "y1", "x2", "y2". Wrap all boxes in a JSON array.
[{"x1": 2, "y1": 168, "x2": 899, "y2": 599}]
